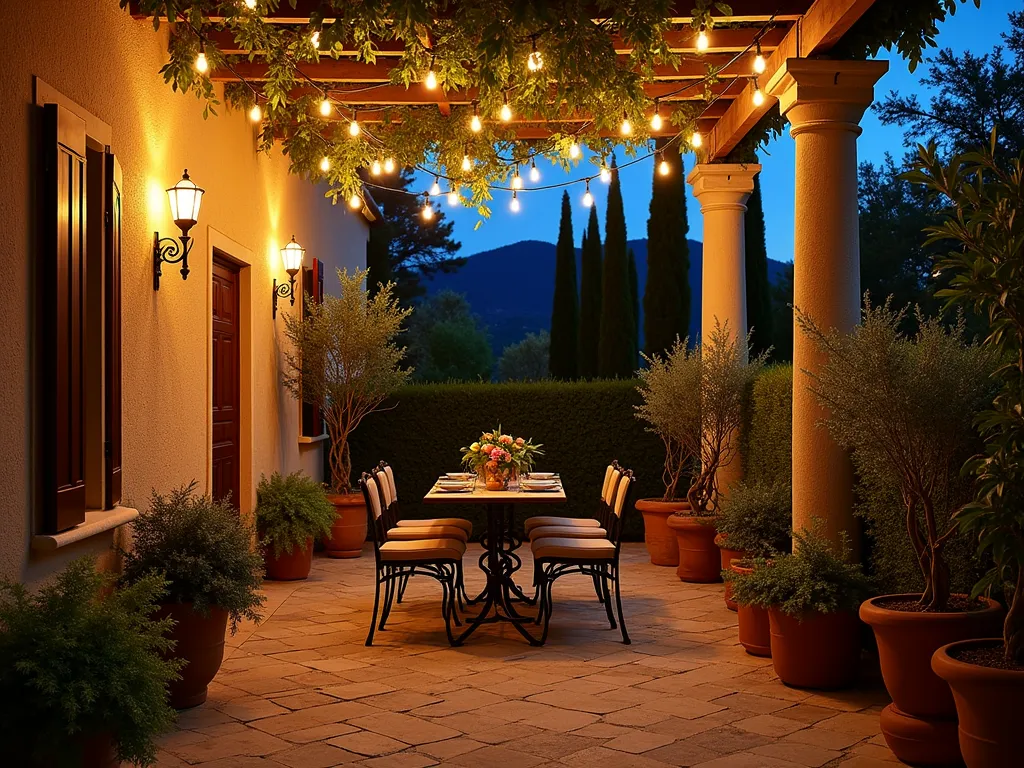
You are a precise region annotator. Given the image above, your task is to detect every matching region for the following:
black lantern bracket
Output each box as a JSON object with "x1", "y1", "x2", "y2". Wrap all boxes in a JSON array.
[
  {"x1": 153, "y1": 230, "x2": 194, "y2": 290},
  {"x1": 272, "y1": 273, "x2": 298, "y2": 319}
]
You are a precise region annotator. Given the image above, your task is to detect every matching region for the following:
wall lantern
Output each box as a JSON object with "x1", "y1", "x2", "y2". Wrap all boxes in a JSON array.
[
  {"x1": 273, "y1": 236, "x2": 305, "y2": 318},
  {"x1": 153, "y1": 169, "x2": 205, "y2": 290}
]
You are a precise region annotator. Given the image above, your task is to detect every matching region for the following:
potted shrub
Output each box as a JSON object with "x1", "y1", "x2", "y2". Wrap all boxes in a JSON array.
[
  {"x1": 0, "y1": 557, "x2": 179, "y2": 766},
  {"x1": 799, "y1": 301, "x2": 1002, "y2": 765},
  {"x1": 283, "y1": 267, "x2": 412, "y2": 558},
  {"x1": 257, "y1": 471, "x2": 337, "y2": 579},
  {"x1": 121, "y1": 482, "x2": 265, "y2": 709},
  {"x1": 637, "y1": 322, "x2": 765, "y2": 580},
  {"x1": 910, "y1": 139, "x2": 1024, "y2": 767},
  {"x1": 729, "y1": 526, "x2": 873, "y2": 689}
]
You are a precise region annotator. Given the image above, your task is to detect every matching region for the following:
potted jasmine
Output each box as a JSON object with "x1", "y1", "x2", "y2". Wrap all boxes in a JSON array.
[
  {"x1": 257, "y1": 471, "x2": 337, "y2": 580},
  {"x1": 121, "y1": 482, "x2": 265, "y2": 709},
  {"x1": 799, "y1": 302, "x2": 1001, "y2": 765},
  {"x1": 283, "y1": 267, "x2": 412, "y2": 558}
]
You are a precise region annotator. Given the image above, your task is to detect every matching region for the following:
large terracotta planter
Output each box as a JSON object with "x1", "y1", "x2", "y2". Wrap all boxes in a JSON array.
[
  {"x1": 159, "y1": 603, "x2": 229, "y2": 709},
  {"x1": 264, "y1": 537, "x2": 314, "y2": 580},
  {"x1": 861, "y1": 594, "x2": 1004, "y2": 766},
  {"x1": 325, "y1": 493, "x2": 367, "y2": 558},
  {"x1": 27, "y1": 733, "x2": 119, "y2": 768},
  {"x1": 715, "y1": 533, "x2": 745, "y2": 610},
  {"x1": 666, "y1": 513, "x2": 720, "y2": 583},
  {"x1": 635, "y1": 499, "x2": 686, "y2": 566},
  {"x1": 769, "y1": 607, "x2": 861, "y2": 689},
  {"x1": 732, "y1": 563, "x2": 771, "y2": 657},
  {"x1": 933, "y1": 639, "x2": 1024, "y2": 768}
]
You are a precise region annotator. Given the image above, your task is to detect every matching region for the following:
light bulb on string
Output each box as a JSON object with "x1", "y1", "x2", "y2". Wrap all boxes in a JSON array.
[
  {"x1": 371, "y1": 158, "x2": 382, "y2": 176},
  {"x1": 470, "y1": 102, "x2": 482, "y2": 132},
  {"x1": 650, "y1": 101, "x2": 662, "y2": 131},
  {"x1": 658, "y1": 153, "x2": 670, "y2": 176},
  {"x1": 421, "y1": 196, "x2": 434, "y2": 221},
  {"x1": 447, "y1": 191, "x2": 459, "y2": 206},
  {"x1": 599, "y1": 164, "x2": 611, "y2": 184},
  {"x1": 511, "y1": 165, "x2": 523, "y2": 190},
  {"x1": 527, "y1": 37, "x2": 543, "y2": 72},
  {"x1": 510, "y1": 191, "x2": 520, "y2": 213},
  {"x1": 582, "y1": 180, "x2": 593, "y2": 208},
  {"x1": 310, "y1": 30, "x2": 320, "y2": 49},
  {"x1": 430, "y1": 176, "x2": 441, "y2": 196},
  {"x1": 753, "y1": 41, "x2": 766, "y2": 74},
  {"x1": 249, "y1": 102, "x2": 262, "y2": 122},
  {"x1": 620, "y1": 111, "x2": 632, "y2": 136},
  {"x1": 244, "y1": 0, "x2": 257, "y2": 9},
  {"x1": 195, "y1": 46, "x2": 209, "y2": 74},
  {"x1": 529, "y1": 158, "x2": 540, "y2": 182},
  {"x1": 696, "y1": 25, "x2": 709, "y2": 52},
  {"x1": 319, "y1": 96, "x2": 332, "y2": 117},
  {"x1": 461, "y1": 154, "x2": 472, "y2": 172},
  {"x1": 424, "y1": 57, "x2": 438, "y2": 90},
  {"x1": 690, "y1": 130, "x2": 703, "y2": 148},
  {"x1": 319, "y1": 156, "x2": 330, "y2": 172},
  {"x1": 751, "y1": 77, "x2": 765, "y2": 107},
  {"x1": 500, "y1": 94, "x2": 512, "y2": 122},
  {"x1": 348, "y1": 112, "x2": 361, "y2": 136},
  {"x1": 569, "y1": 141, "x2": 581, "y2": 159},
  {"x1": 383, "y1": 157, "x2": 395, "y2": 173},
  {"x1": 348, "y1": 193, "x2": 362, "y2": 210}
]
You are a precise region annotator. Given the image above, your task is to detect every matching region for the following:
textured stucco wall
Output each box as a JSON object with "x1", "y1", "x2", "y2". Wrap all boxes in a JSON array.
[{"x1": 0, "y1": 1, "x2": 368, "y2": 583}]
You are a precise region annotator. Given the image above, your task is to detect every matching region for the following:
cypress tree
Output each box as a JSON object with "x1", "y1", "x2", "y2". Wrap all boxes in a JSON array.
[
  {"x1": 578, "y1": 205, "x2": 603, "y2": 378},
  {"x1": 628, "y1": 247, "x2": 639, "y2": 361},
  {"x1": 744, "y1": 173, "x2": 773, "y2": 357},
  {"x1": 365, "y1": 221, "x2": 393, "y2": 298},
  {"x1": 549, "y1": 191, "x2": 580, "y2": 378},
  {"x1": 644, "y1": 142, "x2": 691, "y2": 356},
  {"x1": 598, "y1": 160, "x2": 638, "y2": 378}
]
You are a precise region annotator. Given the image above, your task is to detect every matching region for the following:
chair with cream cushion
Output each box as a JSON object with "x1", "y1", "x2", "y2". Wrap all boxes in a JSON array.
[
  {"x1": 524, "y1": 462, "x2": 620, "y2": 540},
  {"x1": 361, "y1": 471, "x2": 464, "y2": 647},
  {"x1": 378, "y1": 462, "x2": 473, "y2": 539},
  {"x1": 530, "y1": 467, "x2": 635, "y2": 645}
]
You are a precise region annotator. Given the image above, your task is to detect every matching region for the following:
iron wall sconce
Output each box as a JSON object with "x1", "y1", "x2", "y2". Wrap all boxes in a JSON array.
[
  {"x1": 154, "y1": 169, "x2": 205, "y2": 290},
  {"x1": 273, "y1": 236, "x2": 305, "y2": 318}
]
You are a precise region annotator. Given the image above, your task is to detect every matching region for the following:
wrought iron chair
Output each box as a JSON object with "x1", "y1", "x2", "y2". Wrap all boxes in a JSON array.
[
  {"x1": 361, "y1": 471, "x2": 465, "y2": 647},
  {"x1": 378, "y1": 461, "x2": 474, "y2": 537},
  {"x1": 530, "y1": 466, "x2": 635, "y2": 645}
]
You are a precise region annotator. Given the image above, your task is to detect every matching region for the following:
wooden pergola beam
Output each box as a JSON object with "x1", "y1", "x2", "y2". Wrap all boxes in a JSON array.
[{"x1": 707, "y1": 0, "x2": 877, "y2": 159}]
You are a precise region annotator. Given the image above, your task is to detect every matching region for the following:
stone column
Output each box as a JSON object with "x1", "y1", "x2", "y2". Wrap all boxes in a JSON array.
[
  {"x1": 687, "y1": 163, "x2": 760, "y2": 495},
  {"x1": 766, "y1": 58, "x2": 888, "y2": 547}
]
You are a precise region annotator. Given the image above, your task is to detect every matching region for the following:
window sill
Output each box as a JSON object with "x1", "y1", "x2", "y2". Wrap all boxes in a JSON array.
[
  {"x1": 298, "y1": 434, "x2": 329, "y2": 445},
  {"x1": 31, "y1": 506, "x2": 139, "y2": 552}
]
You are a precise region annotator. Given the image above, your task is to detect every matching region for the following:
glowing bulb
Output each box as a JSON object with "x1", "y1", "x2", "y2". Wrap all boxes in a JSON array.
[
  {"x1": 319, "y1": 98, "x2": 332, "y2": 117},
  {"x1": 244, "y1": 0, "x2": 256, "y2": 8},
  {"x1": 569, "y1": 142, "x2": 581, "y2": 159},
  {"x1": 582, "y1": 184, "x2": 593, "y2": 208},
  {"x1": 319, "y1": 156, "x2": 330, "y2": 172},
  {"x1": 650, "y1": 111, "x2": 663, "y2": 131},
  {"x1": 529, "y1": 160, "x2": 540, "y2": 182},
  {"x1": 195, "y1": 50, "x2": 209, "y2": 74},
  {"x1": 599, "y1": 165, "x2": 611, "y2": 183},
  {"x1": 527, "y1": 50, "x2": 544, "y2": 71},
  {"x1": 754, "y1": 53, "x2": 766, "y2": 74},
  {"x1": 447, "y1": 191, "x2": 459, "y2": 206},
  {"x1": 311, "y1": 30, "x2": 320, "y2": 48},
  {"x1": 658, "y1": 158, "x2": 670, "y2": 176},
  {"x1": 371, "y1": 159, "x2": 382, "y2": 176},
  {"x1": 348, "y1": 193, "x2": 362, "y2": 210},
  {"x1": 461, "y1": 154, "x2": 472, "y2": 172},
  {"x1": 470, "y1": 110, "x2": 482, "y2": 133},
  {"x1": 511, "y1": 169, "x2": 523, "y2": 190},
  {"x1": 249, "y1": 103, "x2": 262, "y2": 122},
  {"x1": 430, "y1": 177, "x2": 441, "y2": 196},
  {"x1": 384, "y1": 157, "x2": 395, "y2": 173},
  {"x1": 620, "y1": 113, "x2": 632, "y2": 136},
  {"x1": 349, "y1": 118, "x2": 361, "y2": 137},
  {"x1": 422, "y1": 201, "x2": 434, "y2": 221},
  {"x1": 510, "y1": 192, "x2": 520, "y2": 213},
  {"x1": 424, "y1": 69, "x2": 437, "y2": 90},
  {"x1": 696, "y1": 27, "x2": 709, "y2": 52},
  {"x1": 752, "y1": 85, "x2": 765, "y2": 107},
  {"x1": 690, "y1": 130, "x2": 703, "y2": 148},
  {"x1": 500, "y1": 102, "x2": 512, "y2": 122}
]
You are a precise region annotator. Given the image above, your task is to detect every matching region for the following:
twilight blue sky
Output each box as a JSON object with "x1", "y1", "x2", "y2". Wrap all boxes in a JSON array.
[{"x1": 415, "y1": 1, "x2": 1016, "y2": 264}]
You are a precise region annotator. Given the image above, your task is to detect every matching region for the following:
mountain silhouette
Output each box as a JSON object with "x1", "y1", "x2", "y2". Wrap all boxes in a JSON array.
[{"x1": 423, "y1": 238, "x2": 790, "y2": 356}]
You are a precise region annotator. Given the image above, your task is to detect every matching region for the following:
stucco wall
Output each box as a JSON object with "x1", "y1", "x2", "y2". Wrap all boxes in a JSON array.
[{"x1": 0, "y1": 1, "x2": 369, "y2": 583}]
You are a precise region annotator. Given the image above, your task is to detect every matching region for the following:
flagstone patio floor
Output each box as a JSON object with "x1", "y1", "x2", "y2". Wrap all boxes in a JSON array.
[{"x1": 155, "y1": 543, "x2": 897, "y2": 768}]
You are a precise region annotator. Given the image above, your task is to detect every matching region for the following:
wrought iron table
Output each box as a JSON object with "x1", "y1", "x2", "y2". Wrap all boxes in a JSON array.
[{"x1": 423, "y1": 480, "x2": 566, "y2": 646}]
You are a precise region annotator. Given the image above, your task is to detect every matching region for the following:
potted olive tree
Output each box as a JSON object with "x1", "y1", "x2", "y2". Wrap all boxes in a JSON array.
[
  {"x1": 283, "y1": 267, "x2": 411, "y2": 558},
  {"x1": 257, "y1": 471, "x2": 337, "y2": 580},
  {"x1": 121, "y1": 482, "x2": 265, "y2": 709},
  {"x1": 799, "y1": 301, "x2": 1002, "y2": 765},
  {"x1": 729, "y1": 526, "x2": 873, "y2": 689},
  {"x1": 0, "y1": 558, "x2": 179, "y2": 766},
  {"x1": 909, "y1": 138, "x2": 1024, "y2": 768}
]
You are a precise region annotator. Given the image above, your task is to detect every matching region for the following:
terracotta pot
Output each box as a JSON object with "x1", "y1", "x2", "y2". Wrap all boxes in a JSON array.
[
  {"x1": 715, "y1": 533, "x2": 746, "y2": 611},
  {"x1": 861, "y1": 594, "x2": 1004, "y2": 766},
  {"x1": 769, "y1": 607, "x2": 861, "y2": 689},
  {"x1": 933, "y1": 639, "x2": 1024, "y2": 768},
  {"x1": 666, "y1": 513, "x2": 720, "y2": 583},
  {"x1": 264, "y1": 537, "x2": 314, "y2": 580},
  {"x1": 732, "y1": 563, "x2": 771, "y2": 657},
  {"x1": 325, "y1": 493, "x2": 367, "y2": 558},
  {"x1": 635, "y1": 499, "x2": 686, "y2": 566},
  {"x1": 28, "y1": 733, "x2": 119, "y2": 768},
  {"x1": 159, "y1": 603, "x2": 229, "y2": 709}
]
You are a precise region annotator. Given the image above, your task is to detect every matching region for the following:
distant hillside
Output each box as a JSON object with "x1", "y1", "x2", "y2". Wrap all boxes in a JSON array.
[{"x1": 423, "y1": 238, "x2": 790, "y2": 356}]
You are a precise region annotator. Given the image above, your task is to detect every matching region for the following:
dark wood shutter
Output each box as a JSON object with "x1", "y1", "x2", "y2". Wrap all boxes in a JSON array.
[
  {"x1": 300, "y1": 258, "x2": 325, "y2": 438},
  {"x1": 104, "y1": 151, "x2": 122, "y2": 509},
  {"x1": 40, "y1": 103, "x2": 87, "y2": 533}
]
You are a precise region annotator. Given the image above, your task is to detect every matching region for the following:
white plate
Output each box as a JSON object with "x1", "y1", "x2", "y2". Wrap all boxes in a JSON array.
[
  {"x1": 522, "y1": 485, "x2": 560, "y2": 493},
  {"x1": 526, "y1": 472, "x2": 556, "y2": 479},
  {"x1": 445, "y1": 472, "x2": 475, "y2": 480},
  {"x1": 433, "y1": 486, "x2": 473, "y2": 493},
  {"x1": 437, "y1": 480, "x2": 472, "y2": 489}
]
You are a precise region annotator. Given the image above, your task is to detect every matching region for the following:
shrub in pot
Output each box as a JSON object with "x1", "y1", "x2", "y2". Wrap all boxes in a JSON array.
[
  {"x1": 283, "y1": 267, "x2": 412, "y2": 557},
  {"x1": 637, "y1": 322, "x2": 765, "y2": 579},
  {"x1": 799, "y1": 301, "x2": 1002, "y2": 765},
  {"x1": 910, "y1": 139, "x2": 1024, "y2": 767},
  {"x1": 121, "y1": 483, "x2": 265, "y2": 709},
  {"x1": 0, "y1": 558, "x2": 180, "y2": 767},
  {"x1": 257, "y1": 471, "x2": 336, "y2": 580},
  {"x1": 729, "y1": 526, "x2": 873, "y2": 689}
]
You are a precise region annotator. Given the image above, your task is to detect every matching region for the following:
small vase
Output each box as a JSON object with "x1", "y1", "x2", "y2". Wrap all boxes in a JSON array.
[{"x1": 483, "y1": 463, "x2": 510, "y2": 491}]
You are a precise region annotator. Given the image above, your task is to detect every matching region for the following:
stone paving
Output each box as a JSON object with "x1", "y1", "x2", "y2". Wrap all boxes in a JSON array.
[{"x1": 155, "y1": 544, "x2": 898, "y2": 768}]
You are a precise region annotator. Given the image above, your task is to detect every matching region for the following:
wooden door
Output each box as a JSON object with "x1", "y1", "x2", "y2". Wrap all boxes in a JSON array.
[{"x1": 211, "y1": 255, "x2": 240, "y2": 510}]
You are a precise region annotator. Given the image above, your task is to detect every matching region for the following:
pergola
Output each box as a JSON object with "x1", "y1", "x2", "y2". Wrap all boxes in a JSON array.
[{"x1": 136, "y1": 0, "x2": 889, "y2": 548}]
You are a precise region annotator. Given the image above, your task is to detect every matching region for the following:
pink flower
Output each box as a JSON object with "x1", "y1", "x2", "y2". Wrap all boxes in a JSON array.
[
  {"x1": 515, "y1": 437, "x2": 525, "y2": 446},
  {"x1": 481, "y1": 444, "x2": 494, "y2": 454},
  {"x1": 499, "y1": 435, "x2": 513, "y2": 444},
  {"x1": 483, "y1": 432, "x2": 494, "y2": 441}
]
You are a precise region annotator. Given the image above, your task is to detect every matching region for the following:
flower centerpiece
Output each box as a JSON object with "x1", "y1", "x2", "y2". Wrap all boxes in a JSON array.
[{"x1": 462, "y1": 428, "x2": 542, "y2": 491}]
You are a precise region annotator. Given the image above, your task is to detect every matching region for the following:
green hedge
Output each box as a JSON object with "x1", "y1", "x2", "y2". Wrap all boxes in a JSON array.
[
  {"x1": 745, "y1": 364, "x2": 793, "y2": 485},
  {"x1": 347, "y1": 380, "x2": 665, "y2": 540}
]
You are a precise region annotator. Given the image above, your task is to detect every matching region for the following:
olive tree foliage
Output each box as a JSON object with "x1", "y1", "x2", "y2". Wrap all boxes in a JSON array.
[
  {"x1": 283, "y1": 268, "x2": 412, "y2": 493},
  {"x1": 797, "y1": 300, "x2": 997, "y2": 610}
]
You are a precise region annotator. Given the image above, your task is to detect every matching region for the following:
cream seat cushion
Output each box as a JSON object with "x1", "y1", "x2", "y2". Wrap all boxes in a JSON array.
[
  {"x1": 379, "y1": 538, "x2": 466, "y2": 561},
  {"x1": 528, "y1": 525, "x2": 608, "y2": 541},
  {"x1": 387, "y1": 525, "x2": 469, "y2": 542},
  {"x1": 524, "y1": 516, "x2": 600, "y2": 534},
  {"x1": 396, "y1": 517, "x2": 473, "y2": 535},
  {"x1": 531, "y1": 537, "x2": 616, "y2": 560}
]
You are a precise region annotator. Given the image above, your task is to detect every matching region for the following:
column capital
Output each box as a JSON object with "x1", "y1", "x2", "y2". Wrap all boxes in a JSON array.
[
  {"x1": 767, "y1": 58, "x2": 889, "y2": 135},
  {"x1": 686, "y1": 163, "x2": 761, "y2": 213}
]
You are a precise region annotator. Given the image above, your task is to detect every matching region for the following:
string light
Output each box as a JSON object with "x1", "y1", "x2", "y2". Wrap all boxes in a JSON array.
[
  {"x1": 599, "y1": 164, "x2": 612, "y2": 183},
  {"x1": 383, "y1": 157, "x2": 395, "y2": 173},
  {"x1": 319, "y1": 156, "x2": 330, "y2": 172},
  {"x1": 195, "y1": 45, "x2": 209, "y2": 74},
  {"x1": 620, "y1": 111, "x2": 632, "y2": 136},
  {"x1": 348, "y1": 193, "x2": 362, "y2": 210},
  {"x1": 658, "y1": 153, "x2": 670, "y2": 176},
  {"x1": 447, "y1": 190, "x2": 460, "y2": 206},
  {"x1": 690, "y1": 130, "x2": 703, "y2": 148},
  {"x1": 752, "y1": 77, "x2": 765, "y2": 107},
  {"x1": 249, "y1": 103, "x2": 262, "y2": 122},
  {"x1": 510, "y1": 191, "x2": 520, "y2": 212},
  {"x1": 470, "y1": 102, "x2": 482, "y2": 132},
  {"x1": 461, "y1": 154, "x2": 472, "y2": 172},
  {"x1": 244, "y1": 0, "x2": 257, "y2": 8},
  {"x1": 511, "y1": 164, "x2": 523, "y2": 190},
  {"x1": 650, "y1": 101, "x2": 662, "y2": 131},
  {"x1": 319, "y1": 96, "x2": 332, "y2": 117},
  {"x1": 421, "y1": 196, "x2": 434, "y2": 221},
  {"x1": 529, "y1": 158, "x2": 540, "y2": 182},
  {"x1": 348, "y1": 111, "x2": 361, "y2": 136},
  {"x1": 500, "y1": 92, "x2": 512, "y2": 122},
  {"x1": 310, "y1": 30, "x2": 320, "y2": 49},
  {"x1": 424, "y1": 57, "x2": 438, "y2": 90},
  {"x1": 696, "y1": 25, "x2": 709, "y2": 52},
  {"x1": 430, "y1": 176, "x2": 442, "y2": 196},
  {"x1": 527, "y1": 36, "x2": 544, "y2": 71},
  {"x1": 753, "y1": 41, "x2": 766, "y2": 74},
  {"x1": 569, "y1": 141, "x2": 581, "y2": 159},
  {"x1": 371, "y1": 158, "x2": 382, "y2": 176},
  {"x1": 582, "y1": 180, "x2": 593, "y2": 208}
]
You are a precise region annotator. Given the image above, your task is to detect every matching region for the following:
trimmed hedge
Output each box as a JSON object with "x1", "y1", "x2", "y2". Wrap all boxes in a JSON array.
[
  {"x1": 347, "y1": 380, "x2": 664, "y2": 540},
  {"x1": 745, "y1": 364, "x2": 792, "y2": 484}
]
